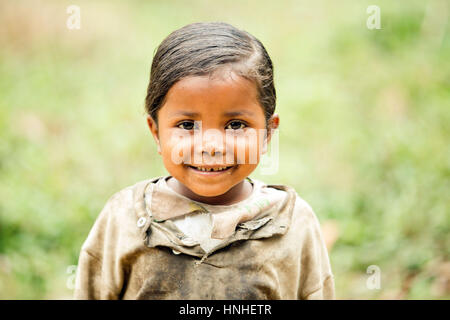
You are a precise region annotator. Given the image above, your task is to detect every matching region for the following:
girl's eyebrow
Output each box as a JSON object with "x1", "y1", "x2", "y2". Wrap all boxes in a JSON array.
[
  {"x1": 171, "y1": 111, "x2": 199, "y2": 117},
  {"x1": 223, "y1": 110, "x2": 254, "y2": 117}
]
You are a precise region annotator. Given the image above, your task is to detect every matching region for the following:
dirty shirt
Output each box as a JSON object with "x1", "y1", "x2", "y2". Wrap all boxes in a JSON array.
[{"x1": 74, "y1": 176, "x2": 335, "y2": 299}]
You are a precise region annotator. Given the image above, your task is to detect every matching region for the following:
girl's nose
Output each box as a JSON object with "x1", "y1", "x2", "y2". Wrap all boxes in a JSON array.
[
  {"x1": 201, "y1": 140, "x2": 224, "y2": 157},
  {"x1": 196, "y1": 129, "x2": 226, "y2": 160}
]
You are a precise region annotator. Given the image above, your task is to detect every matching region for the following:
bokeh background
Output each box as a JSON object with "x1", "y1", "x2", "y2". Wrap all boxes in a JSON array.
[{"x1": 0, "y1": 0, "x2": 449, "y2": 299}]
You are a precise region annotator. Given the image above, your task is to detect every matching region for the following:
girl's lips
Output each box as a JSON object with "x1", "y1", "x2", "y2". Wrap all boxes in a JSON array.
[{"x1": 186, "y1": 165, "x2": 236, "y2": 176}]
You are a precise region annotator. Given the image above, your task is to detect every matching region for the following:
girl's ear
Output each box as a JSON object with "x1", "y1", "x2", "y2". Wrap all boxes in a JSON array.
[
  {"x1": 146, "y1": 116, "x2": 162, "y2": 154},
  {"x1": 262, "y1": 113, "x2": 279, "y2": 154}
]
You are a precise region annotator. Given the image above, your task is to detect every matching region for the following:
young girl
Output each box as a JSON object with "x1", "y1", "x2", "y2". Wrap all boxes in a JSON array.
[{"x1": 74, "y1": 22, "x2": 334, "y2": 300}]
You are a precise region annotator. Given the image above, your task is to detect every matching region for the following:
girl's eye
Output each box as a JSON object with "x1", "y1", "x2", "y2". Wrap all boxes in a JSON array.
[
  {"x1": 226, "y1": 120, "x2": 246, "y2": 130},
  {"x1": 177, "y1": 121, "x2": 195, "y2": 130}
]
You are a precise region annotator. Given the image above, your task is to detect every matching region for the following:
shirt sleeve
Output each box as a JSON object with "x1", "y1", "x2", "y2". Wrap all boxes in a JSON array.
[
  {"x1": 297, "y1": 200, "x2": 336, "y2": 300},
  {"x1": 303, "y1": 274, "x2": 335, "y2": 300},
  {"x1": 73, "y1": 194, "x2": 125, "y2": 300},
  {"x1": 74, "y1": 249, "x2": 117, "y2": 299}
]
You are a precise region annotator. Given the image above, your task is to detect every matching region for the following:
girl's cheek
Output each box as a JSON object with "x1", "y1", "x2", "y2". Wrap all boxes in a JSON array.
[{"x1": 161, "y1": 131, "x2": 193, "y2": 165}]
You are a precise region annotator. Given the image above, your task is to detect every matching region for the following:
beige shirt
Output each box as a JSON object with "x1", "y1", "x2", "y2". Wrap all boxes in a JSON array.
[{"x1": 74, "y1": 176, "x2": 335, "y2": 300}]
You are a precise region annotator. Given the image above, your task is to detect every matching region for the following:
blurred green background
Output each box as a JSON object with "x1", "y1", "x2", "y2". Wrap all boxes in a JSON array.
[{"x1": 0, "y1": 0, "x2": 449, "y2": 299}]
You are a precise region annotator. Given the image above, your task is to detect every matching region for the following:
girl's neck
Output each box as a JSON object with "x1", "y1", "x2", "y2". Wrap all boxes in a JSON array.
[{"x1": 166, "y1": 177, "x2": 253, "y2": 206}]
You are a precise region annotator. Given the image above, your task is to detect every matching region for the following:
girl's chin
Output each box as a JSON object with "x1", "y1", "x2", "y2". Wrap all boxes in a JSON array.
[
  {"x1": 167, "y1": 173, "x2": 232, "y2": 197},
  {"x1": 187, "y1": 185, "x2": 231, "y2": 198}
]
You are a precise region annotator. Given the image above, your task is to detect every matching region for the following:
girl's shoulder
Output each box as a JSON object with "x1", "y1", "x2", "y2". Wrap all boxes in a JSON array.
[
  {"x1": 92, "y1": 176, "x2": 163, "y2": 226},
  {"x1": 81, "y1": 177, "x2": 163, "y2": 252},
  {"x1": 258, "y1": 178, "x2": 320, "y2": 225},
  {"x1": 257, "y1": 178, "x2": 313, "y2": 209}
]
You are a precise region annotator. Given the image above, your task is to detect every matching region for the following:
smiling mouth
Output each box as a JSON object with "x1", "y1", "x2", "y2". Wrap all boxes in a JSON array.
[{"x1": 187, "y1": 165, "x2": 235, "y2": 172}]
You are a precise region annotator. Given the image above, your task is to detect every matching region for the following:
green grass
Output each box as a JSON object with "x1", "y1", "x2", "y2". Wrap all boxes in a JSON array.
[{"x1": 0, "y1": 0, "x2": 449, "y2": 299}]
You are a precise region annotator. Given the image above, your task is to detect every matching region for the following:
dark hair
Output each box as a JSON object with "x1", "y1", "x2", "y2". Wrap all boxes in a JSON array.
[{"x1": 145, "y1": 22, "x2": 276, "y2": 127}]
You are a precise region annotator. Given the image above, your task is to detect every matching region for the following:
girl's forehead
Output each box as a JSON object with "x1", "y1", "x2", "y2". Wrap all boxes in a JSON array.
[
  {"x1": 169, "y1": 72, "x2": 257, "y2": 97},
  {"x1": 161, "y1": 74, "x2": 261, "y2": 115}
]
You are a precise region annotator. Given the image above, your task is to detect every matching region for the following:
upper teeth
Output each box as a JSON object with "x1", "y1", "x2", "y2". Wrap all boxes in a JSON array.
[{"x1": 194, "y1": 166, "x2": 229, "y2": 172}]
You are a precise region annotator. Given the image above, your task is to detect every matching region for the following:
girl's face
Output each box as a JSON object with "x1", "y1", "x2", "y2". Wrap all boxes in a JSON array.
[{"x1": 147, "y1": 71, "x2": 279, "y2": 199}]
